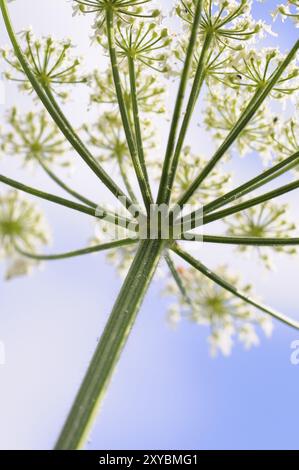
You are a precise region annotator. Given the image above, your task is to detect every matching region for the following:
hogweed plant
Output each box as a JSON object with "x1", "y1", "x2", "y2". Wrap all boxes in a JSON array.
[{"x1": 0, "y1": 0, "x2": 299, "y2": 450}]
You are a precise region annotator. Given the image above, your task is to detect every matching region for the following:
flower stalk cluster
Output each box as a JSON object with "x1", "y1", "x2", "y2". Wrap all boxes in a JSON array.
[{"x1": 0, "y1": 0, "x2": 299, "y2": 451}]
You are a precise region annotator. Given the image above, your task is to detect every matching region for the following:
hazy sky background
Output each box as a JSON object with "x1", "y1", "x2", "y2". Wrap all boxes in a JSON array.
[{"x1": 0, "y1": 0, "x2": 299, "y2": 450}]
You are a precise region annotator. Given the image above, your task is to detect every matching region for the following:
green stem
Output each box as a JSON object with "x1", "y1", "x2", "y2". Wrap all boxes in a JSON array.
[
  {"x1": 173, "y1": 244, "x2": 299, "y2": 330},
  {"x1": 55, "y1": 239, "x2": 165, "y2": 450},
  {"x1": 180, "y1": 234, "x2": 299, "y2": 246},
  {"x1": 128, "y1": 56, "x2": 152, "y2": 202},
  {"x1": 106, "y1": 8, "x2": 153, "y2": 213},
  {"x1": 0, "y1": 174, "x2": 136, "y2": 230},
  {"x1": 117, "y1": 153, "x2": 139, "y2": 205},
  {"x1": 16, "y1": 238, "x2": 138, "y2": 262},
  {"x1": 37, "y1": 157, "x2": 98, "y2": 209},
  {"x1": 203, "y1": 151, "x2": 299, "y2": 215},
  {"x1": 179, "y1": 175, "x2": 299, "y2": 231},
  {"x1": 165, "y1": 252, "x2": 192, "y2": 306},
  {"x1": 202, "y1": 177, "x2": 299, "y2": 227},
  {"x1": 156, "y1": 0, "x2": 204, "y2": 205},
  {"x1": 0, "y1": 0, "x2": 135, "y2": 215},
  {"x1": 162, "y1": 32, "x2": 213, "y2": 205},
  {"x1": 177, "y1": 39, "x2": 299, "y2": 206}
]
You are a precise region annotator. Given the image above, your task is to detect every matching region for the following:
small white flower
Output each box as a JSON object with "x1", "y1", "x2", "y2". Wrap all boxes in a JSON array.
[
  {"x1": 167, "y1": 304, "x2": 182, "y2": 329},
  {"x1": 238, "y1": 324, "x2": 260, "y2": 350}
]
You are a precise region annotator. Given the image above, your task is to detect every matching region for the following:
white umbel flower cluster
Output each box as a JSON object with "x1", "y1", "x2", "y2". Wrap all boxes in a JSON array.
[
  {"x1": 0, "y1": 107, "x2": 70, "y2": 168},
  {"x1": 165, "y1": 264, "x2": 273, "y2": 357},
  {"x1": 72, "y1": 0, "x2": 161, "y2": 35},
  {"x1": 273, "y1": 1, "x2": 299, "y2": 28},
  {"x1": 1, "y1": 29, "x2": 87, "y2": 100},
  {"x1": 224, "y1": 202, "x2": 297, "y2": 269},
  {"x1": 0, "y1": 191, "x2": 50, "y2": 280}
]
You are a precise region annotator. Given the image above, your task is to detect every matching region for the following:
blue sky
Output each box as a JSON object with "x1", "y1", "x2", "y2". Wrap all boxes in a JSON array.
[{"x1": 0, "y1": 0, "x2": 299, "y2": 450}]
